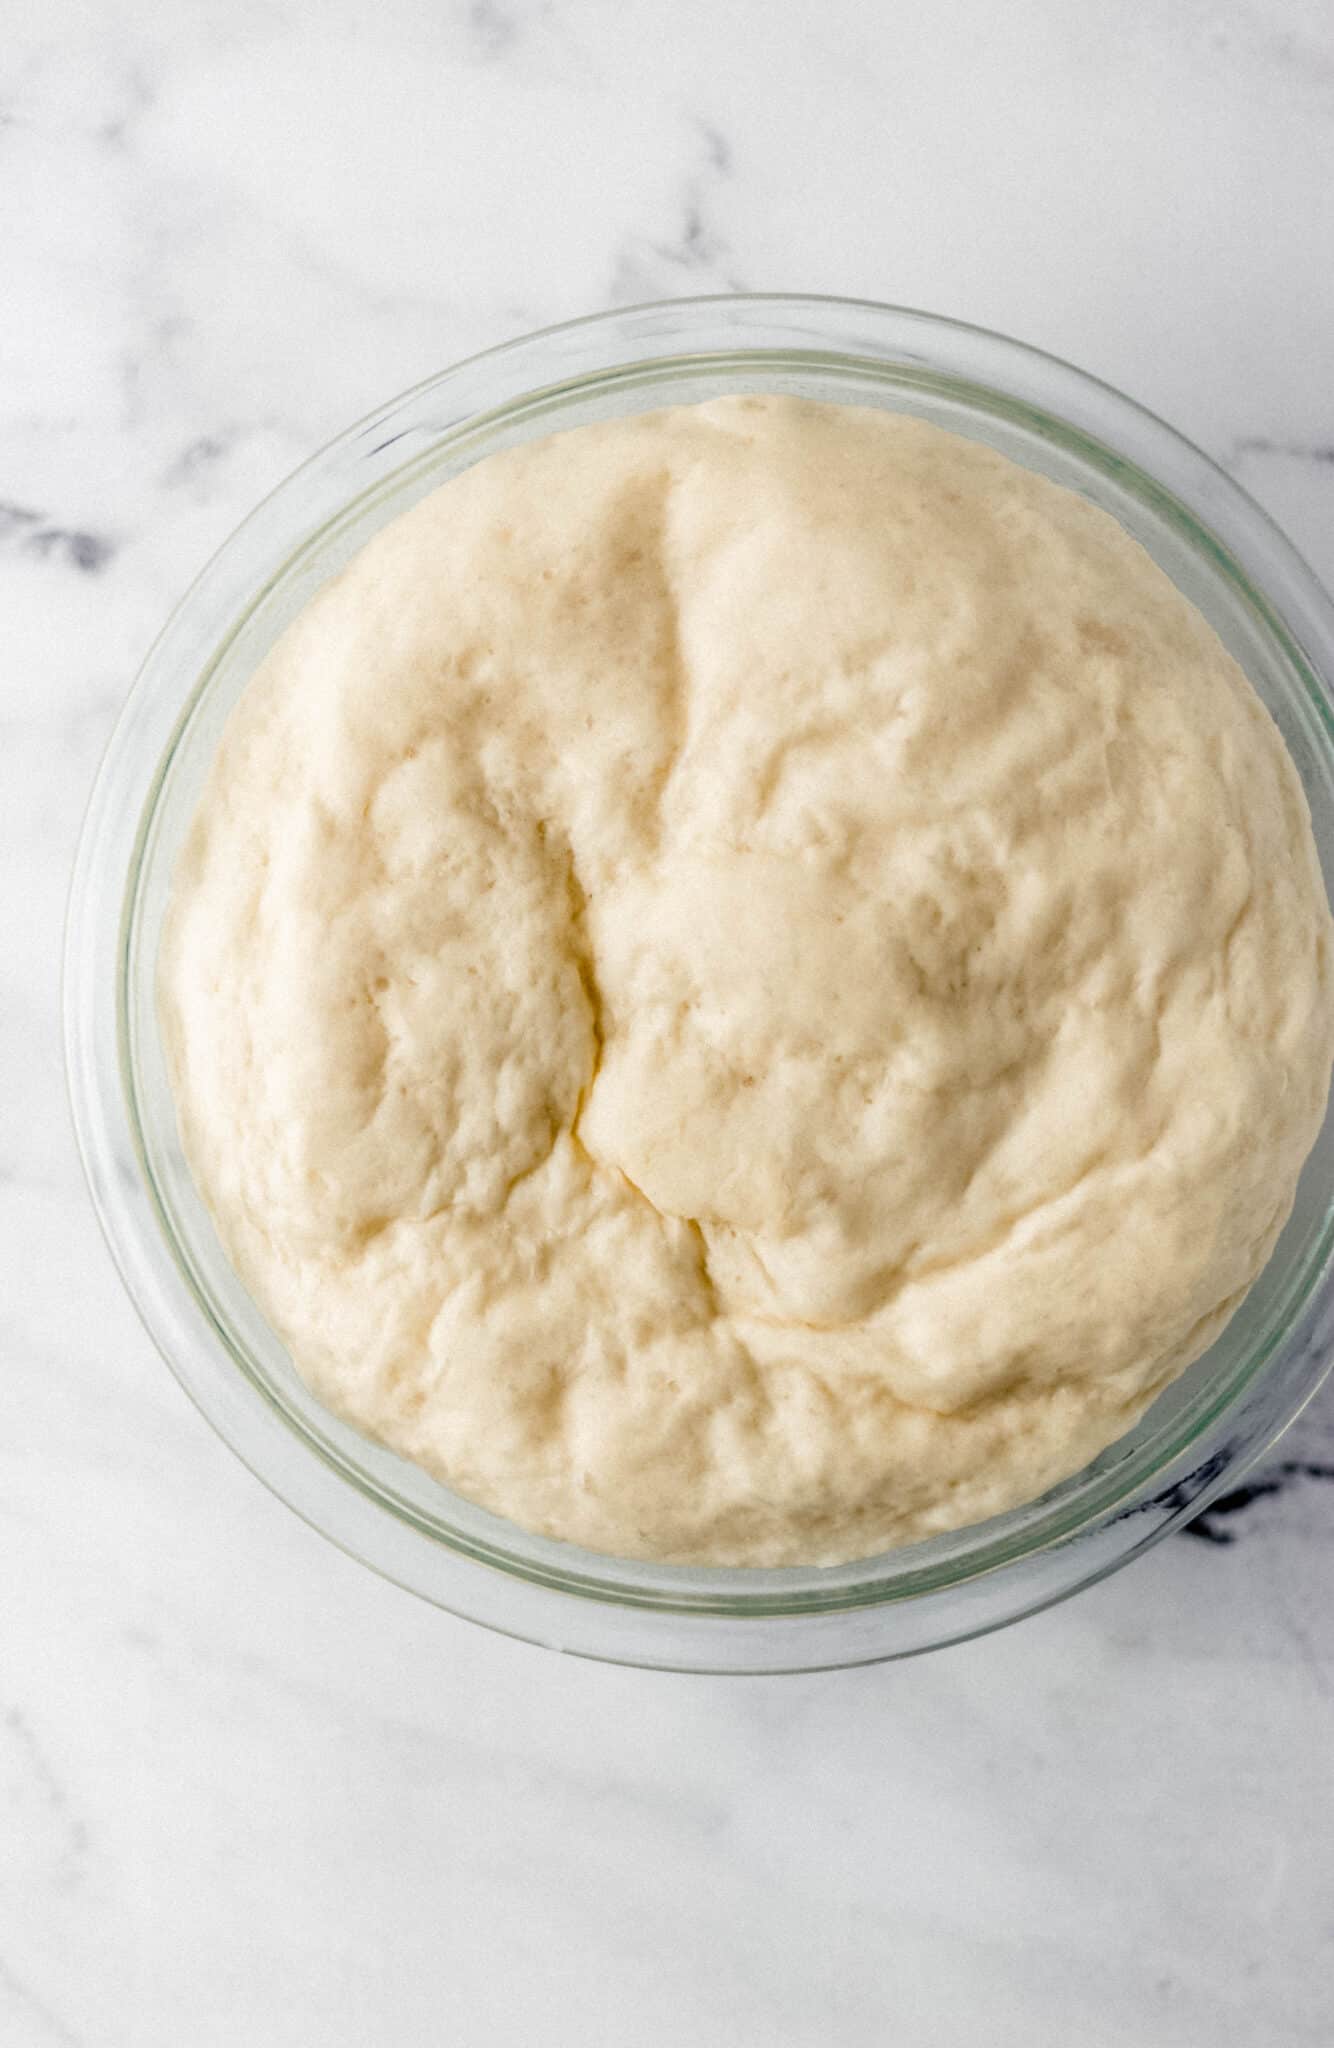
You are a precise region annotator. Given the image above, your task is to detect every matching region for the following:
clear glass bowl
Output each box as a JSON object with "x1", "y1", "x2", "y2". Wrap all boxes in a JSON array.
[{"x1": 65, "y1": 295, "x2": 1334, "y2": 1673}]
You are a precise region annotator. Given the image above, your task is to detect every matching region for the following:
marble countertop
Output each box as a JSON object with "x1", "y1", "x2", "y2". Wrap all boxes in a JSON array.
[{"x1": 6, "y1": 3, "x2": 1334, "y2": 2042}]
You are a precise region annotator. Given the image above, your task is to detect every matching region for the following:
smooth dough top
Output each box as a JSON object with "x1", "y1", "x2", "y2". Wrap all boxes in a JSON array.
[{"x1": 160, "y1": 396, "x2": 1334, "y2": 1566}]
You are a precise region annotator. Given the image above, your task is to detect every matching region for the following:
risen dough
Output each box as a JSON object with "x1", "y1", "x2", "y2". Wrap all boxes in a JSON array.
[{"x1": 160, "y1": 397, "x2": 1334, "y2": 1565}]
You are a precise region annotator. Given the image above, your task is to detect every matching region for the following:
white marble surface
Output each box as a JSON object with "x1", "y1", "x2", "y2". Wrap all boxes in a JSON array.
[{"x1": 5, "y1": 2, "x2": 1334, "y2": 2041}]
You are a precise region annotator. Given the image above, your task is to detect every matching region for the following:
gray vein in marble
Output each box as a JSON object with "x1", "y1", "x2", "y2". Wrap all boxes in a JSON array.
[
  {"x1": 0, "y1": 1309, "x2": 142, "y2": 1389},
  {"x1": 1100, "y1": 0, "x2": 1334, "y2": 103},
  {"x1": 185, "y1": 1640, "x2": 733, "y2": 1837},
  {"x1": 24, "y1": 528, "x2": 115, "y2": 574},
  {"x1": 700, "y1": 120, "x2": 732, "y2": 175},
  {"x1": 467, "y1": 0, "x2": 522, "y2": 60},
  {"x1": 119, "y1": 312, "x2": 193, "y2": 437},
  {"x1": 0, "y1": 501, "x2": 39, "y2": 538},
  {"x1": 0, "y1": 1955, "x2": 82, "y2": 2048},
  {"x1": 610, "y1": 115, "x2": 747, "y2": 303},
  {"x1": 160, "y1": 432, "x2": 230, "y2": 488},
  {"x1": 0, "y1": 504, "x2": 115, "y2": 573},
  {"x1": 1, "y1": 1707, "x2": 90, "y2": 1890},
  {"x1": 1233, "y1": 5, "x2": 1334, "y2": 91},
  {"x1": 1278, "y1": 1597, "x2": 1333, "y2": 1706},
  {"x1": 96, "y1": 61, "x2": 155, "y2": 150},
  {"x1": 1256, "y1": 1529, "x2": 1334, "y2": 1706},
  {"x1": 1183, "y1": 1458, "x2": 1334, "y2": 1544},
  {"x1": 1228, "y1": 434, "x2": 1334, "y2": 468},
  {"x1": 445, "y1": 0, "x2": 592, "y2": 80}
]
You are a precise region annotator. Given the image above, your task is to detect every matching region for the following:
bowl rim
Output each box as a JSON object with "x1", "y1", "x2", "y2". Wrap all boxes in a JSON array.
[{"x1": 64, "y1": 292, "x2": 1334, "y2": 1669}]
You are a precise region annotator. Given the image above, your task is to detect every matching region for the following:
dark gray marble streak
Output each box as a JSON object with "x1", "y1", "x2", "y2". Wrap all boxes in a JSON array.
[
  {"x1": 0, "y1": 501, "x2": 115, "y2": 573},
  {"x1": 1184, "y1": 1454, "x2": 1334, "y2": 1543},
  {"x1": 1229, "y1": 435, "x2": 1334, "y2": 468},
  {"x1": 22, "y1": 527, "x2": 115, "y2": 574},
  {"x1": 610, "y1": 115, "x2": 748, "y2": 303},
  {"x1": 1182, "y1": 1372, "x2": 1334, "y2": 1542}
]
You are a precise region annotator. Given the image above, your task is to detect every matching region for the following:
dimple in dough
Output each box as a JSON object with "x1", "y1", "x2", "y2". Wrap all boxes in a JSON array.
[{"x1": 160, "y1": 397, "x2": 1334, "y2": 1566}]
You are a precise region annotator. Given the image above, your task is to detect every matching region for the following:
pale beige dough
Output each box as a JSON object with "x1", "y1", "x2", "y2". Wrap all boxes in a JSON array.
[{"x1": 160, "y1": 397, "x2": 1334, "y2": 1565}]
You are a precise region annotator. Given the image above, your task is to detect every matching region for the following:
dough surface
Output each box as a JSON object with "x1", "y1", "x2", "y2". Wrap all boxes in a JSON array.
[{"x1": 160, "y1": 397, "x2": 1334, "y2": 1566}]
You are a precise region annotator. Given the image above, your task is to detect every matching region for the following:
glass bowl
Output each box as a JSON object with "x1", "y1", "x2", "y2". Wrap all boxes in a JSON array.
[{"x1": 65, "y1": 295, "x2": 1334, "y2": 1673}]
